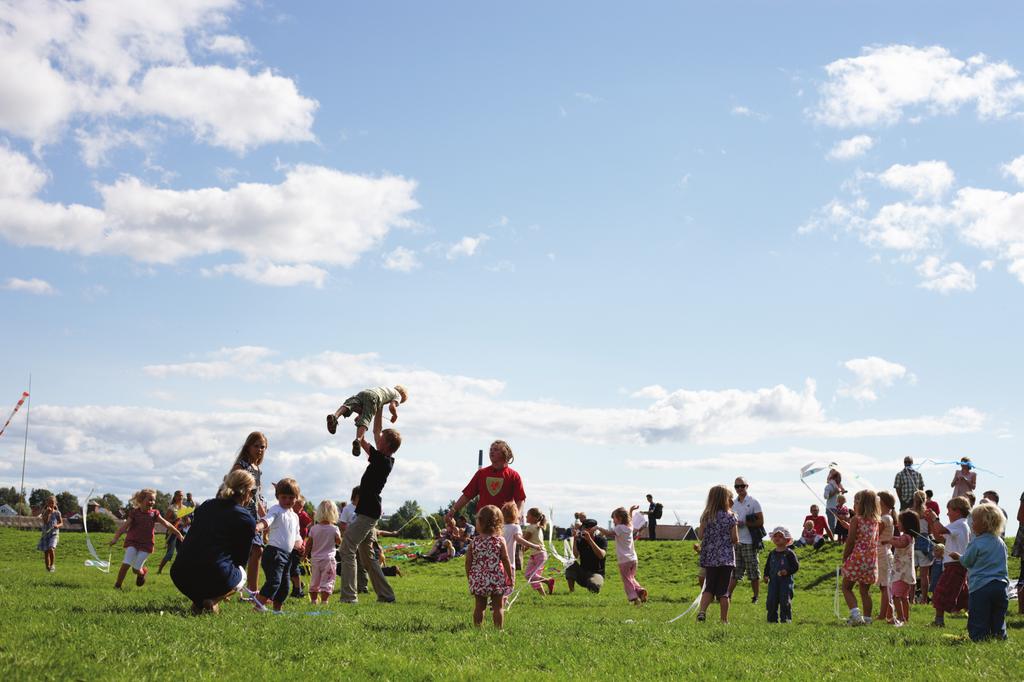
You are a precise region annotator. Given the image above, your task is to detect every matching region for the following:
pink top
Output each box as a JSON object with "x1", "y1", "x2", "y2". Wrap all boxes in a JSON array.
[
  {"x1": 125, "y1": 508, "x2": 160, "y2": 553},
  {"x1": 951, "y1": 470, "x2": 976, "y2": 499},
  {"x1": 308, "y1": 523, "x2": 341, "y2": 561}
]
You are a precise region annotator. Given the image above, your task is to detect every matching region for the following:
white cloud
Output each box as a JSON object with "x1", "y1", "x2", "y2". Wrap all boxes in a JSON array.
[
  {"x1": 203, "y1": 261, "x2": 329, "y2": 288},
  {"x1": 1002, "y1": 155, "x2": 1024, "y2": 186},
  {"x1": 74, "y1": 126, "x2": 151, "y2": 168},
  {"x1": 0, "y1": 0, "x2": 316, "y2": 152},
  {"x1": 878, "y1": 161, "x2": 955, "y2": 201},
  {"x1": 826, "y1": 135, "x2": 875, "y2": 161},
  {"x1": 731, "y1": 105, "x2": 768, "y2": 120},
  {"x1": 837, "y1": 356, "x2": 913, "y2": 403},
  {"x1": 447, "y1": 234, "x2": 489, "y2": 260},
  {"x1": 135, "y1": 66, "x2": 316, "y2": 152},
  {"x1": 812, "y1": 45, "x2": 1024, "y2": 128},
  {"x1": 145, "y1": 346, "x2": 276, "y2": 379},
  {"x1": 203, "y1": 34, "x2": 250, "y2": 56},
  {"x1": 574, "y1": 92, "x2": 603, "y2": 104},
  {"x1": 0, "y1": 147, "x2": 419, "y2": 286},
  {"x1": 915, "y1": 256, "x2": 976, "y2": 293},
  {"x1": 2, "y1": 277, "x2": 56, "y2": 295},
  {"x1": 382, "y1": 247, "x2": 420, "y2": 272},
  {"x1": 802, "y1": 155, "x2": 1024, "y2": 291},
  {"x1": 145, "y1": 348, "x2": 985, "y2": 446}
]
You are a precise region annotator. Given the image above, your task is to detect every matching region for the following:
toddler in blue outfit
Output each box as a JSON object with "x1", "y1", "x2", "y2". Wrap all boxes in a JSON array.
[
  {"x1": 764, "y1": 526, "x2": 800, "y2": 623},
  {"x1": 949, "y1": 502, "x2": 1010, "y2": 641}
]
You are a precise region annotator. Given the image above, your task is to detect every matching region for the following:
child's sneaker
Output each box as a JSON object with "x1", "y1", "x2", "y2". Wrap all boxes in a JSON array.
[
  {"x1": 846, "y1": 614, "x2": 865, "y2": 626},
  {"x1": 352, "y1": 439, "x2": 361, "y2": 457},
  {"x1": 696, "y1": 612, "x2": 706, "y2": 622},
  {"x1": 862, "y1": 616, "x2": 872, "y2": 625},
  {"x1": 327, "y1": 414, "x2": 338, "y2": 434},
  {"x1": 135, "y1": 567, "x2": 148, "y2": 587},
  {"x1": 272, "y1": 610, "x2": 285, "y2": 615}
]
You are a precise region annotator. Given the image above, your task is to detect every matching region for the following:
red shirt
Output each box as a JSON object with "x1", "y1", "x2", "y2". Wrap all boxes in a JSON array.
[
  {"x1": 804, "y1": 514, "x2": 828, "y2": 536},
  {"x1": 297, "y1": 510, "x2": 312, "y2": 539},
  {"x1": 926, "y1": 500, "x2": 941, "y2": 517},
  {"x1": 125, "y1": 508, "x2": 160, "y2": 553},
  {"x1": 462, "y1": 466, "x2": 526, "y2": 509}
]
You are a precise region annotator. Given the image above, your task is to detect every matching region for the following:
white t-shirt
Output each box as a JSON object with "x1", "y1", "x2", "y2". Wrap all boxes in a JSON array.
[
  {"x1": 263, "y1": 504, "x2": 301, "y2": 553},
  {"x1": 614, "y1": 524, "x2": 637, "y2": 564},
  {"x1": 503, "y1": 523, "x2": 522, "y2": 562},
  {"x1": 732, "y1": 495, "x2": 762, "y2": 545},
  {"x1": 339, "y1": 504, "x2": 357, "y2": 526},
  {"x1": 943, "y1": 516, "x2": 972, "y2": 564}
]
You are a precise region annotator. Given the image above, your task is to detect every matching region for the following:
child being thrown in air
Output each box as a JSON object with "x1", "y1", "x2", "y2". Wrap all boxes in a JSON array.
[{"x1": 327, "y1": 386, "x2": 408, "y2": 457}]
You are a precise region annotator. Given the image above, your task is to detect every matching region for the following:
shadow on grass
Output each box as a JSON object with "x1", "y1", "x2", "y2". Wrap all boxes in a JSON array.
[
  {"x1": 103, "y1": 603, "x2": 189, "y2": 616},
  {"x1": 31, "y1": 580, "x2": 80, "y2": 589},
  {"x1": 802, "y1": 571, "x2": 837, "y2": 590}
]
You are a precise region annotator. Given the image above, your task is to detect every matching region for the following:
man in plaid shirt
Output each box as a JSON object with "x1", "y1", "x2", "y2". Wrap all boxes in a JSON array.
[{"x1": 893, "y1": 456, "x2": 925, "y2": 510}]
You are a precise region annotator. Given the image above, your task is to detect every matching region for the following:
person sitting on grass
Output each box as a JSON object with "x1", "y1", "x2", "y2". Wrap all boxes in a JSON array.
[
  {"x1": 841, "y1": 490, "x2": 880, "y2": 626},
  {"x1": 465, "y1": 504, "x2": 513, "y2": 629},
  {"x1": 110, "y1": 488, "x2": 184, "y2": 590},
  {"x1": 170, "y1": 470, "x2": 257, "y2": 615},
  {"x1": 803, "y1": 504, "x2": 835, "y2": 543},
  {"x1": 764, "y1": 526, "x2": 799, "y2": 623},
  {"x1": 793, "y1": 519, "x2": 825, "y2": 550},
  {"x1": 923, "y1": 495, "x2": 972, "y2": 627},
  {"x1": 565, "y1": 519, "x2": 607, "y2": 594},
  {"x1": 696, "y1": 485, "x2": 739, "y2": 624},
  {"x1": 949, "y1": 502, "x2": 1010, "y2": 641}
]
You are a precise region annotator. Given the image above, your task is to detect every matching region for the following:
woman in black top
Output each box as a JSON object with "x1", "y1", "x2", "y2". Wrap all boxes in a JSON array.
[{"x1": 170, "y1": 469, "x2": 257, "y2": 615}]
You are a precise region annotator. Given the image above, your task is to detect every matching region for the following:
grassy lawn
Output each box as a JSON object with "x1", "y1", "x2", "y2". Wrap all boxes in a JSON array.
[{"x1": 0, "y1": 527, "x2": 1020, "y2": 680}]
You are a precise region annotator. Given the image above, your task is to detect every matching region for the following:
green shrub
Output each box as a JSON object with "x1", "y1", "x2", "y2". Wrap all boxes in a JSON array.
[{"x1": 86, "y1": 512, "x2": 117, "y2": 533}]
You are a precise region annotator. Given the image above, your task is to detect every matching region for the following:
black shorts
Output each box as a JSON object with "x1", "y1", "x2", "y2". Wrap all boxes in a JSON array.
[{"x1": 702, "y1": 565, "x2": 732, "y2": 599}]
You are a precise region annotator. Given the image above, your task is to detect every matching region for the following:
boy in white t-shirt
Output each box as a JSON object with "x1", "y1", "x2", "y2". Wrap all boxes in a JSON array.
[
  {"x1": 252, "y1": 478, "x2": 303, "y2": 613},
  {"x1": 923, "y1": 495, "x2": 973, "y2": 627}
]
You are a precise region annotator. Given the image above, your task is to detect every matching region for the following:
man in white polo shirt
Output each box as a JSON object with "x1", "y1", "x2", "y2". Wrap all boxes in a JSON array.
[{"x1": 729, "y1": 476, "x2": 764, "y2": 604}]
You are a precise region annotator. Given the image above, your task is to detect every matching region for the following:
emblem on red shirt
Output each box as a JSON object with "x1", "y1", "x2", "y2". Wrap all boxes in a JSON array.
[{"x1": 486, "y1": 477, "x2": 504, "y2": 497}]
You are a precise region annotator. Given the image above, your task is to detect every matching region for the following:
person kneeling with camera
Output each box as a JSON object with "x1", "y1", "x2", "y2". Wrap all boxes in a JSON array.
[{"x1": 565, "y1": 519, "x2": 606, "y2": 593}]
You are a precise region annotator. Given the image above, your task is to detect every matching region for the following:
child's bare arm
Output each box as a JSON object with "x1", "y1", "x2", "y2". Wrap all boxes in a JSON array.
[
  {"x1": 110, "y1": 517, "x2": 132, "y2": 545},
  {"x1": 499, "y1": 543, "x2": 513, "y2": 584},
  {"x1": 842, "y1": 517, "x2": 857, "y2": 561},
  {"x1": 372, "y1": 408, "x2": 385, "y2": 450},
  {"x1": 156, "y1": 513, "x2": 185, "y2": 541},
  {"x1": 389, "y1": 400, "x2": 399, "y2": 423},
  {"x1": 730, "y1": 524, "x2": 739, "y2": 545},
  {"x1": 514, "y1": 535, "x2": 541, "y2": 550}
]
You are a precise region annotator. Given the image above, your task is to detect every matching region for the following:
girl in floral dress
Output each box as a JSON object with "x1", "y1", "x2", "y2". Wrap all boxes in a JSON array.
[
  {"x1": 696, "y1": 485, "x2": 739, "y2": 623},
  {"x1": 841, "y1": 490, "x2": 880, "y2": 626},
  {"x1": 465, "y1": 504, "x2": 513, "y2": 629}
]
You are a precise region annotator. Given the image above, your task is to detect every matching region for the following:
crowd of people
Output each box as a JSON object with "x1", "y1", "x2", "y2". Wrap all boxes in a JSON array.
[{"x1": 32, "y1": 384, "x2": 1024, "y2": 640}]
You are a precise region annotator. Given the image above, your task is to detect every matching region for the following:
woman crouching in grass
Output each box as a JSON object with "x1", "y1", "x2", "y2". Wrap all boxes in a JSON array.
[{"x1": 170, "y1": 470, "x2": 258, "y2": 614}]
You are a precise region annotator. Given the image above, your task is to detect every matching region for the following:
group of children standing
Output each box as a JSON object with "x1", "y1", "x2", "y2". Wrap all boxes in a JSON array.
[{"x1": 840, "y1": 489, "x2": 1010, "y2": 640}]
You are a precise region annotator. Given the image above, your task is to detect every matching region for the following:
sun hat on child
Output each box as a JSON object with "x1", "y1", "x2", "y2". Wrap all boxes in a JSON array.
[{"x1": 770, "y1": 526, "x2": 793, "y2": 543}]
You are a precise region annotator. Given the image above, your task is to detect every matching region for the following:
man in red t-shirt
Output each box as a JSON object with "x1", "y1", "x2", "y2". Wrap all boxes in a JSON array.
[
  {"x1": 445, "y1": 440, "x2": 526, "y2": 524},
  {"x1": 803, "y1": 505, "x2": 834, "y2": 542}
]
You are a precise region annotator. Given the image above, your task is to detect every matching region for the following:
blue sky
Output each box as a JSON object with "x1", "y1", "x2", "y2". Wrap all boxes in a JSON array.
[{"x1": 2, "y1": 1, "x2": 1023, "y2": 531}]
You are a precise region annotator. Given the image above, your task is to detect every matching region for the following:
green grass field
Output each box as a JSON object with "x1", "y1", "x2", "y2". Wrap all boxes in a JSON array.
[{"x1": 1, "y1": 527, "x2": 1020, "y2": 680}]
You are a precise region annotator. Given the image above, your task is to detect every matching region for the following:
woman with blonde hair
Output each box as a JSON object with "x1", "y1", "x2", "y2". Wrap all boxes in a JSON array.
[{"x1": 170, "y1": 469, "x2": 258, "y2": 615}]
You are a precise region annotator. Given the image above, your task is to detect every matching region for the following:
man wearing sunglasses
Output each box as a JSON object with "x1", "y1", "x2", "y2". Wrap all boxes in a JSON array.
[{"x1": 729, "y1": 477, "x2": 764, "y2": 604}]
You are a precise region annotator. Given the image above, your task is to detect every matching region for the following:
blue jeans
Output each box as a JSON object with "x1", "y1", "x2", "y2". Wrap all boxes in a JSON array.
[
  {"x1": 766, "y1": 576, "x2": 794, "y2": 623},
  {"x1": 967, "y1": 579, "x2": 1008, "y2": 641},
  {"x1": 161, "y1": 534, "x2": 178, "y2": 563},
  {"x1": 259, "y1": 546, "x2": 291, "y2": 605}
]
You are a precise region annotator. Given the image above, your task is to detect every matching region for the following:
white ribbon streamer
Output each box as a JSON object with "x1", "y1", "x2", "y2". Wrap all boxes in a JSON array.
[{"x1": 81, "y1": 489, "x2": 111, "y2": 572}]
